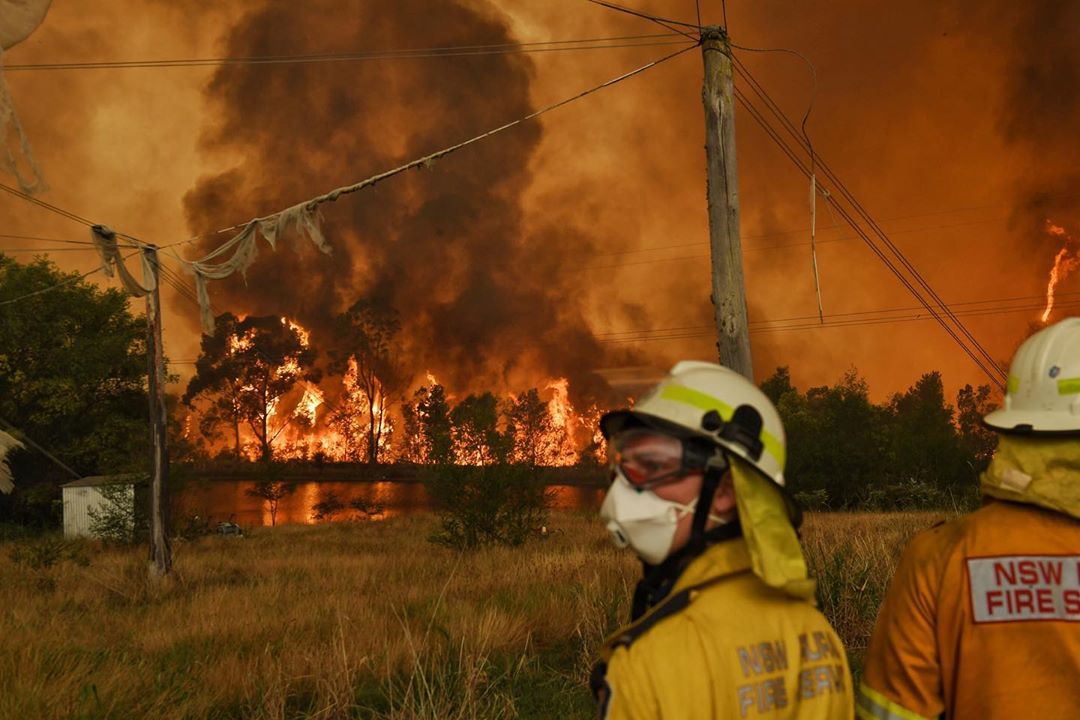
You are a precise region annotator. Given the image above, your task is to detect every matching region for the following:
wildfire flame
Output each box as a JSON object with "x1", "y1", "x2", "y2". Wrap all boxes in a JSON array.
[
  {"x1": 294, "y1": 383, "x2": 324, "y2": 425},
  {"x1": 1041, "y1": 222, "x2": 1079, "y2": 324},
  {"x1": 544, "y1": 379, "x2": 581, "y2": 467},
  {"x1": 202, "y1": 319, "x2": 607, "y2": 464}
]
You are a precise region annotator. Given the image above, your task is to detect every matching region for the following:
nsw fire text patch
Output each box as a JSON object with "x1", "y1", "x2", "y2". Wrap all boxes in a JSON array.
[{"x1": 967, "y1": 555, "x2": 1080, "y2": 623}]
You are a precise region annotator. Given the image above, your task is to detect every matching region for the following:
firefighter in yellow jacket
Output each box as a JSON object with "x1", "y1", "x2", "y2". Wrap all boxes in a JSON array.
[
  {"x1": 592, "y1": 361, "x2": 853, "y2": 719},
  {"x1": 859, "y1": 318, "x2": 1080, "y2": 720}
]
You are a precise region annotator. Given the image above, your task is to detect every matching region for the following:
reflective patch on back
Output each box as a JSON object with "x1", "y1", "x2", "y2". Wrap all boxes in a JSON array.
[
  {"x1": 967, "y1": 555, "x2": 1080, "y2": 623},
  {"x1": 999, "y1": 468, "x2": 1033, "y2": 492}
]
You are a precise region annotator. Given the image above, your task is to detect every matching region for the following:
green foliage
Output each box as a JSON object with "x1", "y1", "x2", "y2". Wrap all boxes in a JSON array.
[
  {"x1": 450, "y1": 392, "x2": 510, "y2": 464},
  {"x1": 88, "y1": 483, "x2": 146, "y2": 544},
  {"x1": 403, "y1": 384, "x2": 454, "y2": 464},
  {"x1": 184, "y1": 313, "x2": 319, "y2": 461},
  {"x1": 427, "y1": 465, "x2": 553, "y2": 550},
  {"x1": 0, "y1": 255, "x2": 148, "y2": 526},
  {"x1": 956, "y1": 383, "x2": 998, "y2": 473},
  {"x1": 762, "y1": 366, "x2": 998, "y2": 510},
  {"x1": 8, "y1": 533, "x2": 90, "y2": 593}
]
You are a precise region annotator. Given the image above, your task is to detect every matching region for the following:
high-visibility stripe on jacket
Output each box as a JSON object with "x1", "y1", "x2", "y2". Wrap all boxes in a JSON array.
[
  {"x1": 595, "y1": 538, "x2": 854, "y2": 719},
  {"x1": 859, "y1": 500, "x2": 1080, "y2": 720}
]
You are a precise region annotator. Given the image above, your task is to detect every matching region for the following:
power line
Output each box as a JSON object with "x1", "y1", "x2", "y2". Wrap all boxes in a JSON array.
[
  {"x1": 580, "y1": 214, "x2": 1011, "y2": 269},
  {"x1": 586, "y1": 0, "x2": 701, "y2": 41},
  {"x1": 0, "y1": 182, "x2": 147, "y2": 246},
  {"x1": 731, "y1": 63, "x2": 1007, "y2": 389},
  {"x1": 0, "y1": 182, "x2": 96, "y2": 228},
  {"x1": 3, "y1": 33, "x2": 690, "y2": 72},
  {"x1": 732, "y1": 57, "x2": 1007, "y2": 384},
  {"x1": 599, "y1": 295, "x2": 1077, "y2": 343},
  {"x1": 177, "y1": 43, "x2": 698, "y2": 270},
  {"x1": 1, "y1": 246, "x2": 110, "y2": 253},
  {"x1": 0, "y1": 233, "x2": 108, "y2": 245},
  {"x1": 599, "y1": 288, "x2": 1080, "y2": 341},
  {"x1": 732, "y1": 90, "x2": 1006, "y2": 385},
  {"x1": 0, "y1": 249, "x2": 141, "y2": 307}
]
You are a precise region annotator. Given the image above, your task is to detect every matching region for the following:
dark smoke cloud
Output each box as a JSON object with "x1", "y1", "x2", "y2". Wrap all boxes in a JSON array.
[
  {"x1": 183, "y1": 0, "x2": 626, "y2": 401},
  {"x1": 998, "y1": 1, "x2": 1080, "y2": 231}
]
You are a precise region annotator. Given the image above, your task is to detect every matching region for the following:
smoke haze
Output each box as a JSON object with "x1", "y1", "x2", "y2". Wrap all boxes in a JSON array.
[{"x1": 3, "y1": 1, "x2": 1080, "y2": 402}]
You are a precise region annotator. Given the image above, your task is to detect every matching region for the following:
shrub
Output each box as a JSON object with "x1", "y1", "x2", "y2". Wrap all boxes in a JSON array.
[
  {"x1": 88, "y1": 483, "x2": 146, "y2": 544},
  {"x1": 426, "y1": 464, "x2": 553, "y2": 550}
]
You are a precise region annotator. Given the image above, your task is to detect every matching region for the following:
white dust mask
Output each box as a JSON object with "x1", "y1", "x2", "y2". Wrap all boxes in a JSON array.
[{"x1": 599, "y1": 469, "x2": 730, "y2": 565}]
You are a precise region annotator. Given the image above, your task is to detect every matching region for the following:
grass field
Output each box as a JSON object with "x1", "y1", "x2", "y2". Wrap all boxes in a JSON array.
[{"x1": 0, "y1": 511, "x2": 945, "y2": 719}]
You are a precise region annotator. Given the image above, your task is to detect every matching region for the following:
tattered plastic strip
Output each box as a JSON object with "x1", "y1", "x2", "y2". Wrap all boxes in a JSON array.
[
  {"x1": 176, "y1": 47, "x2": 696, "y2": 335},
  {"x1": 90, "y1": 225, "x2": 154, "y2": 297},
  {"x1": 0, "y1": 47, "x2": 45, "y2": 194}
]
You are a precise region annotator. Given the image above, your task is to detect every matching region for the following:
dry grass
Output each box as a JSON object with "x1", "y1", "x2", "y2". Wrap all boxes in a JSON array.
[
  {"x1": 801, "y1": 512, "x2": 950, "y2": 674},
  {"x1": 0, "y1": 511, "x2": 944, "y2": 719}
]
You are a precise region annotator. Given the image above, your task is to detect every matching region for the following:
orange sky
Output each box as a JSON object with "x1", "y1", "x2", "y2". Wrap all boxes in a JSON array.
[{"x1": 2, "y1": 1, "x2": 1077, "y2": 404}]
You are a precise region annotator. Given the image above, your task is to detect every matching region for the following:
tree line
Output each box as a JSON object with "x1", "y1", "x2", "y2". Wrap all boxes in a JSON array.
[{"x1": 0, "y1": 255, "x2": 1000, "y2": 532}]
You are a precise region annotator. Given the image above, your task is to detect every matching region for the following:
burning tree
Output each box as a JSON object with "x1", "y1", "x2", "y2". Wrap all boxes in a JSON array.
[
  {"x1": 184, "y1": 313, "x2": 319, "y2": 461},
  {"x1": 401, "y1": 383, "x2": 453, "y2": 464},
  {"x1": 450, "y1": 392, "x2": 509, "y2": 465},
  {"x1": 505, "y1": 388, "x2": 574, "y2": 466},
  {"x1": 330, "y1": 299, "x2": 405, "y2": 464}
]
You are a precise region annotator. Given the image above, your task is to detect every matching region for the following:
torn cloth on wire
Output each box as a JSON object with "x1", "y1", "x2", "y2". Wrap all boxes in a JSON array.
[
  {"x1": 91, "y1": 224, "x2": 154, "y2": 297},
  {"x1": 0, "y1": 47, "x2": 45, "y2": 193},
  {"x1": 185, "y1": 201, "x2": 330, "y2": 334}
]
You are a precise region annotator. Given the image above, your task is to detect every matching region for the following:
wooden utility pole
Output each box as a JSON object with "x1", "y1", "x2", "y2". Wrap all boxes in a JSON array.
[
  {"x1": 701, "y1": 26, "x2": 753, "y2": 380},
  {"x1": 143, "y1": 245, "x2": 172, "y2": 577}
]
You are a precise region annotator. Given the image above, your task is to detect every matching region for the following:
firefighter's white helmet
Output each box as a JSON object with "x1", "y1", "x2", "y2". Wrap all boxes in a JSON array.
[
  {"x1": 984, "y1": 317, "x2": 1080, "y2": 434},
  {"x1": 600, "y1": 361, "x2": 787, "y2": 485}
]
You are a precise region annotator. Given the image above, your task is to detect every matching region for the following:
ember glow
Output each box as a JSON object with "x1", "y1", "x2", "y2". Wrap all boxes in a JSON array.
[{"x1": 1040, "y1": 222, "x2": 1079, "y2": 324}]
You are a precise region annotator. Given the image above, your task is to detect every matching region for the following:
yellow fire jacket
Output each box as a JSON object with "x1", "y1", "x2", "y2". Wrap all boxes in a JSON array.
[
  {"x1": 858, "y1": 501, "x2": 1080, "y2": 720},
  {"x1": 594, "y1": 538, "x2": 854, "y2": 720}
]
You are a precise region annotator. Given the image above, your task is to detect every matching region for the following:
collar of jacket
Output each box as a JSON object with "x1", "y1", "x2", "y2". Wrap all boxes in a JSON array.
[
  {"x1": 982, "y1": 434, "x2": 1080, "y2": 520},
  {"x1": 599, "y1": 539, "x2": 753, "y2": 662},
  {"x1": 671, "y1": 536, "x2": 754, "y2": 593}
]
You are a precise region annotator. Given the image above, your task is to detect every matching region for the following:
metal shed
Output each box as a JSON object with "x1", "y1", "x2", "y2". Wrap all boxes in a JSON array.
[{"x1": 61, "y1": 475, "x2": 149, "y2": 539}]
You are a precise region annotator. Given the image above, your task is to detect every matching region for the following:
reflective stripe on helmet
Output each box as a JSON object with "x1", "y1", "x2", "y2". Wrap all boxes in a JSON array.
[
  {"x1": 1007, "y1": 374, "x2": 1020, "y2": 395},
  {"x1": 1058, "y1": 377, "x2": 1080, "y2": 395},
  {"x1": 658, "y1": 384, "x2": 786, "y2": 469},
  {"x1": 855, "y1": 682, "x2": 932, "y2": 720}
]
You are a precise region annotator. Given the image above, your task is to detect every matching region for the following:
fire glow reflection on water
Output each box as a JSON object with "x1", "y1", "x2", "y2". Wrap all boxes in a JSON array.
[{"x1": 176, "y1": 480, "x2": 606, "y2": 528}]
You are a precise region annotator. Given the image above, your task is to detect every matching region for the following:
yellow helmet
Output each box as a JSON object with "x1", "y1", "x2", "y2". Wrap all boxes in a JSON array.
[{"x1": 600, "y1": 361, "x2": 786, "y2": 486}]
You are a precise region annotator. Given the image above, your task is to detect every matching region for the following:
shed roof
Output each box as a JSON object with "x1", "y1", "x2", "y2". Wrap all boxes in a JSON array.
[{"x1": 61, "y1": 474, "x2": 148, "y2": 489}]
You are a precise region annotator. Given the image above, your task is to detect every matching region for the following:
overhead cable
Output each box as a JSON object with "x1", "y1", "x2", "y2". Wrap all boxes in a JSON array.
[
  {"x1": 732, "y1": 56, "x2": 1006, "y2": 385},
  {"x1": 731, "y1": 64, "x2": 1006, "y2": 389},
  {"x1": 0, "y1": 249, "x2": 140, "y2": 307},
  {"x1": 3, "y1": 33, "x2": 689, "y2": 72},
  {"x1": 176, "y1": 43, "x2": 697, "y2": 334},
  {"x1": 585, "y1": 0, "x2": 700, "y2": 41}
]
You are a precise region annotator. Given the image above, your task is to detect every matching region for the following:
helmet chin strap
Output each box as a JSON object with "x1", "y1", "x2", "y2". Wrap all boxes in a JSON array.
[
  {"x1": 687, "y1": 464, "x2": 724, "y2": 557},
  {"x1": 630, "y1": 462, "x2": 739, "y2": 620}
]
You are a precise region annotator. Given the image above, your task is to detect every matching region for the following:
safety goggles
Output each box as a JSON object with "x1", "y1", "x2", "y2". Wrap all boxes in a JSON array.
[{"x1": 607, "y1": 429, "x2": 721, "y2": 491}]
